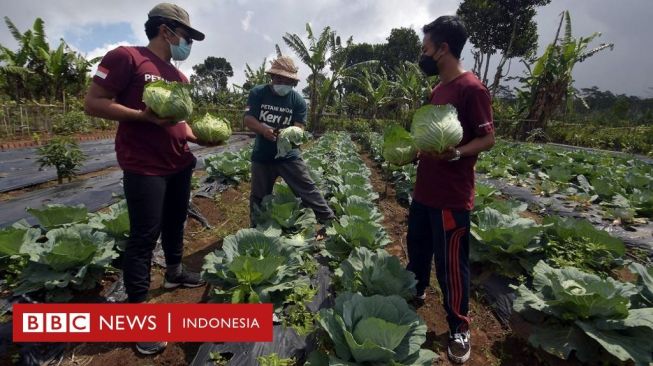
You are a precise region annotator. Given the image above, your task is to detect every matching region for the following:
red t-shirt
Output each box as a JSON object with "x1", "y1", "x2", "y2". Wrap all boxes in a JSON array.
[
  {"x1": 92, "y1": 46, "x2": 195, "y2": 176},
  {"x1": 413, "y1": 71, "x2": 494, "y2": 211}
]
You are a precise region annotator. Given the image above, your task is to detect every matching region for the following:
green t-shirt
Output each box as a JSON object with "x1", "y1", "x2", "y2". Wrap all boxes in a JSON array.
[{"x1": 245, "y1": 84, "x2": 307, "y2": 163}]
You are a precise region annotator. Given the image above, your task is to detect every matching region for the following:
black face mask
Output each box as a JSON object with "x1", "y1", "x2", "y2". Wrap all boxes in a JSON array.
[{"x1": 419, "y1": 54, "x2": 439, "y2": 76}]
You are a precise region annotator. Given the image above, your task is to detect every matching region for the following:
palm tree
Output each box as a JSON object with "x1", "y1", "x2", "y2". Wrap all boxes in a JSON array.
[{"x1": 515, "y1": 11, "x2": 613, "y2": 139}]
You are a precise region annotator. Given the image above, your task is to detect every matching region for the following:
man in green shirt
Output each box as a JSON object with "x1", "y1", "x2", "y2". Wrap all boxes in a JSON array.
[{"x1": 244, "y1": 56, "x2": 335, "y2": 234}]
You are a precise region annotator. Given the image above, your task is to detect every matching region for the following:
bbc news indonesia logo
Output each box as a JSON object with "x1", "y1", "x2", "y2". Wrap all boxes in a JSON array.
[
  {"x1": 23, "y1": 312, "x2": 91, "y2": 333},
  {"x1": 13, "y1": 303, "x2": 273, "y2": 342}
]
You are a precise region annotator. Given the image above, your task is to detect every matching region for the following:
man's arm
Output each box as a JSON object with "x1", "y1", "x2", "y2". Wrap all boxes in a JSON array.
[
  {"x1": 244, "y1": 115, "x2": 277, "y2": 141},
  {"x1": 423, "y1": 84, "x2": 495, "y2": 161},
  {"x1": 458, "y1": 132, "x2": 495, "y2": 156},
  {"x1": 84, "y1": 82, "x2": 172, "y2": 127},
  {"x1": 420, "y1": 133, "x2": 494, "y2": 161}
]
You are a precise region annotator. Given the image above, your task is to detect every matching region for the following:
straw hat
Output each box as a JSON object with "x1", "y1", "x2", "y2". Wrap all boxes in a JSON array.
[{"x1": 266, "y1": 56, "x2": 301, "y2": 81}]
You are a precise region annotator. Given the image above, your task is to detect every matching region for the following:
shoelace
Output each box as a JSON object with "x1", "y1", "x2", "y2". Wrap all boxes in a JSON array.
[{"x1": 452, "y1": 332, "x2": 469, "y2": 346}]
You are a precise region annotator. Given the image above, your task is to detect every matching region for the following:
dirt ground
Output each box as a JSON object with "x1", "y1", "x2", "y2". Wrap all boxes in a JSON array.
[
  {"x1": 51, "y1": 183, "x2": 252, "y2": 366},
  {"x1": 1, "y1": 147, "x2": 589, "y2": 366},
  {"x1": 358, "y1": 150, "x2": 555, "y2": 366},
  {"x1": 0, "y1": 130, "x2": 117, "y2": 151}
]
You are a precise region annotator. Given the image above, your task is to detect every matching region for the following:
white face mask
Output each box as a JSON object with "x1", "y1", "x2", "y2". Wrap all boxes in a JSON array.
[{"x1": 273, "y1": 84, "x2": 293, "y2": 96}]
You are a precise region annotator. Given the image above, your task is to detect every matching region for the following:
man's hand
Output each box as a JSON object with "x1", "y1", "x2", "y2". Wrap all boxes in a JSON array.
[
  {"x1": 138, "y1": 107, "x2": 175, "y2": 127},
  {"x1": 419, "y1": 147, "x2": 458, "y2": 161},
  {"x1": 262, "y1": 127, "x2": 277, "y2": 141}
]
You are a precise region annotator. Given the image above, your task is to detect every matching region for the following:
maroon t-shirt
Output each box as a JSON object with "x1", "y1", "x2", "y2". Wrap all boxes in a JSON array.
[
  {"x1": 93, "y1": 46, "x2": 195, "y2": 176},
  {"x1": 413, "y1": 71, "x2": 494, "y2": 211}
]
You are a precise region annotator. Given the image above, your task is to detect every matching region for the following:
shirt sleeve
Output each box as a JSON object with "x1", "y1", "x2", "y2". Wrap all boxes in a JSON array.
[
  {"x1": 466, "y1": 85, "x2": 494, "y2": 136},
  {"x1": 245, "y1": 87, "x2": 262, "y2": 120},
  {"x1": 92, "y1": 46, "x2": 133, "y2": 94},
  {"x1": 292, "y1": 95, "x2": 307, "y2": 125}
]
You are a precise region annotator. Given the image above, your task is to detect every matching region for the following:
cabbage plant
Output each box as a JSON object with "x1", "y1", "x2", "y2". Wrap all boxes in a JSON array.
[
  {"x1": 411, "y1": 104, "x2": 463, "y2": 153},
  {"x1": 276, "y1": 126, "x2": 308, "y2": 159},
  {"x1": 513, "y1": 261, "x2": 653, "y2": 365},
  {"x1": 338, "y1": 247, "x2": 417, "y2": 299},
  {"x1": 142, "y1": 80, "x2": 193, "y2": 122},
  {"x1": 192, "y1": 113, "x2": 232, "y2": 144},
  {"x1": 382, "y1": 125, "x2": 417, "y2": 166},
  {"x1": 202, "y1": 228, "x2": 310, "y2": 309},
  {"x1": 306, "y1": 292, "x2": 437, "y2": 365}
]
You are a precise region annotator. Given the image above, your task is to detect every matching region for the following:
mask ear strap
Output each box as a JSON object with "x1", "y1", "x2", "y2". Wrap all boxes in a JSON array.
[{"x1": 434, "y1": 42, "x2": 448, "y2": 62}]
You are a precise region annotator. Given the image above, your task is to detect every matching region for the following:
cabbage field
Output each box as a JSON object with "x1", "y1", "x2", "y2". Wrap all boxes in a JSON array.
[
  {"x1": 1, "y1": 131, "x2": 651, "y2": 366},
  {"x1": 1, "y1": 1, "x2": 651, "y2": 364}
]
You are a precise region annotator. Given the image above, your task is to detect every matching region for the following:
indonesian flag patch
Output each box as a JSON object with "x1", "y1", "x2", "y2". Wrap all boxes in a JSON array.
[{"x1": 95, "y1": 65, "x2": 109, "y2": 79}]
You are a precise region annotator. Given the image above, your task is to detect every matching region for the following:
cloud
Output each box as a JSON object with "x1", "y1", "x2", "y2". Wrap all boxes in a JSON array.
[
  {"x1": 0, "y1": 0, "x2": 651, "y2": 96},
  {"x1": 85, "y1": 41, "x2": 134, "y2": 75},
  {"x1": 241, "y1": 11, "x2": 254, "y2": 32}
]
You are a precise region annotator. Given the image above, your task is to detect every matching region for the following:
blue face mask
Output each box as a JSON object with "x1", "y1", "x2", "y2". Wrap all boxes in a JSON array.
[
  {"x1": 273, "y1": 84, "x2": 293, "y2": 96},
  {"x1": 165, "y1": 26, "x2": 192, "y2": 61},
  {"x1": 170, "y1": 38, "x2": 192, "y2": 61}
]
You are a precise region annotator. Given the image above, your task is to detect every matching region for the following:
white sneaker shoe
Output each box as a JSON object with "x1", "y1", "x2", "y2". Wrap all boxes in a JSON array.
[{"x1": 448, "y1": 330, "x2": 471, "y2": 364}]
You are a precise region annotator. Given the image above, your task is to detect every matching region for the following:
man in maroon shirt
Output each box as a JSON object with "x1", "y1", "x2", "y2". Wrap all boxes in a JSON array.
[
  {"x1": 407, "y1": 15, "x2": 495, "y2": 364},
  {"x1": 84, "y1": 3, "x2": 206, "y2": 355}
]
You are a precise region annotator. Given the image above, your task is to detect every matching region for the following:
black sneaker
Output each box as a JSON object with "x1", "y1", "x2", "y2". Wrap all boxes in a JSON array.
[
  {"x1": 448, "y1": 330, "x2": 471, "y2": 364},
  {"x1": 408, "y1": 291, "x2": 426, "y2": 307},
  {"x1": 136, "y1": 341, "x2": 167, "y2": 355},
  {"x1": 164, "y1": 268, "x2": 206, "y2": 289}
]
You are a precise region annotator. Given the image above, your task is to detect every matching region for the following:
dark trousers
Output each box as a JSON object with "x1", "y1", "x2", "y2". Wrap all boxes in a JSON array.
[
  {"x1": 250, "y1": 159, "x2": 335, "y2": 225},
  {"x1": 406, "y1": 200, "x2": 471, "y2": 334},
  {"x1": 122, "y1": 163, "x2": 194, "y2": 303}
]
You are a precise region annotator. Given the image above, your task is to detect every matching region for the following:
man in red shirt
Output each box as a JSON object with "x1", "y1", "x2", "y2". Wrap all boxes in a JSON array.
[
  {"x1": 84, "y1": 3, "x2": 206, "y2": 355},
  {"x1": 407, "y1": 15, "x2": 495, "y2": 364}
]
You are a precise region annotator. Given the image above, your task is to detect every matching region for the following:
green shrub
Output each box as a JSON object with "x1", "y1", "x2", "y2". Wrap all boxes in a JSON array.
[
  {"x1": 545, "y1": 124, "x2": 653, "y2": 156},
  {"x1": 36, "y1": 137, "x2": 86, "y2": 183},
  {"x1": 51, "y1": 111, "x2": 91, "y2": 135}
]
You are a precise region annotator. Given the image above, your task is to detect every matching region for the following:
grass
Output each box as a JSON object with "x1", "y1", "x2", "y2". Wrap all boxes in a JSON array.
[{"x1": 212, "y1": 185, "x2": 251, "y2": 238}]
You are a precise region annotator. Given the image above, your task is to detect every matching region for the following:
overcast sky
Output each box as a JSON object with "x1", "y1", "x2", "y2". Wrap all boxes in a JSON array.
[{"x1": 1, "y1": 0, "x2": 651, "y2": 97}]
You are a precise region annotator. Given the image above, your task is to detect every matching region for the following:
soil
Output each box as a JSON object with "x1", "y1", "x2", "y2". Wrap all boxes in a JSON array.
[
  {"x1": 0, "y1": 130, "x2": 117, "y2": 151},
  {"x1": 43, "y1": 183, "x2": 252, "y2": 366},
  {"x1": 358, "y1": 150, "x2": 550, "y2": 366},
  {"x1": 1, "y1": 142, "x2": 598, "y2": 366}
]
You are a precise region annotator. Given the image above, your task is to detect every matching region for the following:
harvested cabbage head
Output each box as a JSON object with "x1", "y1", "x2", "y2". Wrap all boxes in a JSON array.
[
  {"x1": 142, "y1": 80, "x2": 193, "y2": 122},
  {"x1": 192, "y1": 113, "x2": 232, "y2": 144},
  {"x1": 411, "y1": 104, "x2": 463, "y2": 153},
  {"x1": 382, "y1": 124, "x2": 417, "y2": 166},
  {"x1": 276, "y1": 126, "x2": 307, "y2": 159}
]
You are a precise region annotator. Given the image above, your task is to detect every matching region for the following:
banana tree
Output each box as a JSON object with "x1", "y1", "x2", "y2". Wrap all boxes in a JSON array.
[
  {"x1": 391, "y1": 61, "x2": 436, "y2": 111},
  {"x1": 283, "y1": 24, "x2": 334, "y2": 131},
  {"x1": 515, "y1": 11, "x2": 614, "y2": 139},
  {"x1": 0, "y1": 17, "x2": 49, "y2": 101},
  {"x1": 0, "y1": 46, "x2": 32, "y2": 101},
  {"x1": 242, "y1": 57, "x2": 271, "y2": 91},
  {"x1": 1, "y1": 16, "x2": 97, "y2": 103},
  {"x1": 345, "y1": 67, "x2": 393, "y2": 120},
  {"x1": 68, "y1": 52, "x2": 101, "y2": 99}
]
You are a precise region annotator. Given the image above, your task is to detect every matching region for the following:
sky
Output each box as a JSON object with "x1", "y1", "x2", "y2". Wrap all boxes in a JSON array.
[{"x1": 1, "y1": 0, "x2": 651, "y2": 97}]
